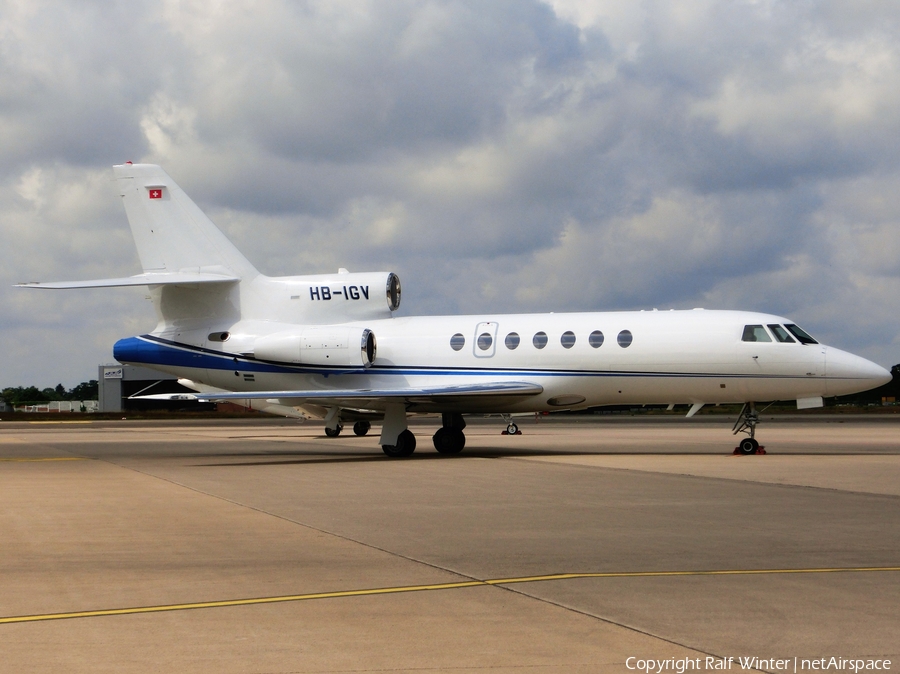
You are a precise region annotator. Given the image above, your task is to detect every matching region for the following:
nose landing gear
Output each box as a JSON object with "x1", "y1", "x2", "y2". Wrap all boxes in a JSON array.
[
  {"x1": 500, "y1": 414, "x2": 522, "y2": 435},
  {"x1": 732, "y1": 402, "x2": 767, "y2": 455}
]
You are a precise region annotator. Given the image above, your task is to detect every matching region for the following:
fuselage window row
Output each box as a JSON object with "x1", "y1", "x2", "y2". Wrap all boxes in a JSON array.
[
  {"x1": 453, "y1": 323, "x2": 818, "y2": 352},
  {"x1": 449, "y1": 329, "x2": 633, "y2": 351}
]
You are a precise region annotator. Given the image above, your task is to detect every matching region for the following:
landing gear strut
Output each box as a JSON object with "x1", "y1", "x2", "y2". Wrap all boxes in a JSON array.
[
  {"x1": 381, "y1": 404, "x2": 416, "y2": 458},
  {"x1": 324, "y1": 407, "x2": 342, "y2": 438},
  {"x1": 732, "y1": 402, "x2": 765, "y2": 455},
  {"x1": 433, "y1": 413, "x2": 466, "y2": 454}
]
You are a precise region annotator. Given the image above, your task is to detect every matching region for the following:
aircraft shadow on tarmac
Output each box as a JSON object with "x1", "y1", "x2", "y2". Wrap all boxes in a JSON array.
[
  {"x1": 191, "y1": 447, "x2": 591, "y2": 467},
  {"x1": 184, "y1": 446, "x2": 899, "y2": 466}
]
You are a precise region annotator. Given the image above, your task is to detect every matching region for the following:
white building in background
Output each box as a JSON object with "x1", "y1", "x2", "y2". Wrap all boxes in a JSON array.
[{"x1": 14, "y1": 400, "x2": 99, "y2": 413}]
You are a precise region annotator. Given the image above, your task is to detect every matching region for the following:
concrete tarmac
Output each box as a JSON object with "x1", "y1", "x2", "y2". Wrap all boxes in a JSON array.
[{"x1": 0, "y1": 415, "x2": 898, "y2": 673}]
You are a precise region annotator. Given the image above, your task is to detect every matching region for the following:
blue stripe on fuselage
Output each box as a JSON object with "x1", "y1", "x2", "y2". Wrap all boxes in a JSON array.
[{"x1": 113, "y1": 335, "x2": 350, "y2": 375}]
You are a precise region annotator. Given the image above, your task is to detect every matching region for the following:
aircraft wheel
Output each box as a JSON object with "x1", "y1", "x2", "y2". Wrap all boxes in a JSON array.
[
  {"x1": 324, "y1": 424, "x2": 343, "y2": 438},
  {"x1": 738, "y1": 437, "x2": 759, "y2": 455},
  {"x1": 433, "y1": 427, "x2": 465, "y2": 454},
  {"x1": 382, "y1": 429, "x2": 416, "y2": 458},
  {"x1": 353, "y1": 421, "x2": 371, "y2": 437},
  {"x1": 506, "y1": 423, "x2": 519, "y2": 435}
]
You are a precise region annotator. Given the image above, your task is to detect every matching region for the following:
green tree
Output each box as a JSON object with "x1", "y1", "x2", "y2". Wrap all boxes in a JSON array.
[
  {"x1": 42, "y1": 387, "x2": 64, "y2": 401},
  {"x1": 1, "y1": 380, "x2": 100, "y2": 406},
  {"x1": 1, "y1": 386, "x2": 50, "y2": 405},
  {"x1": 67, "y1": 380, "x2": 99, "y2": 401}
]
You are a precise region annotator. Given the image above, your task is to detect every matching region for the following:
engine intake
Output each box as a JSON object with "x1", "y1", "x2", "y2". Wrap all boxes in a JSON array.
[{"x1": 387, "y1": 273, "x2": 401, "y2": 312}]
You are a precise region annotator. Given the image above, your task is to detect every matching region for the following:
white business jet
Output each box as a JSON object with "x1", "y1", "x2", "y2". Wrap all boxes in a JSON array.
[{"x1": 18, "y1": 164, "x2": 891, "y2": 456}]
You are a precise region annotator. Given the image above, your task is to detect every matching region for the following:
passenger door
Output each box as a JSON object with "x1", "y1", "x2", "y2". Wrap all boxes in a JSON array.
[{"x1": 473, "y1": 322, "x2": 499, "y2": 358}]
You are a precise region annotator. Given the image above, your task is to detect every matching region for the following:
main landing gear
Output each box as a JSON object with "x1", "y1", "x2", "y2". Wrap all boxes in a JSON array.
[
  {"x1": 382, "y1": 429, "x2": 416, "y2": 457},
  {"x1": 380, "y1": 411, "x2": 468, "y2": 458},
  {"x1": 432, "y1": 413, "x2": 466, "y2": 454},
  {"x1": 324, "y1": 407, "x2": 343, "y2": 437},
  {"x1": 381, "y1": 404, "x2": 417, "y2": 458},
  {"x1": 324, "y1": 413, "x2": 370, "y2": 438},
  {"x1": 732, "y1": 402, "x2": 766, "y2": 455}
]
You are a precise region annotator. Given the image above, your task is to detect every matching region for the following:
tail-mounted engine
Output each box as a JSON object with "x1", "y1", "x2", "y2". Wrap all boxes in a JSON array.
[
  {"x1": 269, "y1": 271, "x2": 400, "y2": 323},
  {"x1": 253, "y1": 327, "x2": 377, "y2": 368}
]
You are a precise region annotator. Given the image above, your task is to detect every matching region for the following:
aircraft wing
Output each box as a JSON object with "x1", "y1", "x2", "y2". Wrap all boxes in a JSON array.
[
  {"x1": 134, "y1": 381, "x2": 544, "y2": 410},
  {"x1": 15, "y1": 272, "x2": 240, "y2": 289}
]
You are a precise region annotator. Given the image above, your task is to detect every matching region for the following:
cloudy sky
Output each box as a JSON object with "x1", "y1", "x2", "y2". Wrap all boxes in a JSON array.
[{"x1": 2, "y1": 0, "x2": 900, "y2": 388}]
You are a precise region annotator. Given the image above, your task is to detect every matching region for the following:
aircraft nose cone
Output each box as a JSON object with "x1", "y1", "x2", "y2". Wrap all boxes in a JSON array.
[{"x1": 826, "y1": 348, "x2": 893, "y2": 396}]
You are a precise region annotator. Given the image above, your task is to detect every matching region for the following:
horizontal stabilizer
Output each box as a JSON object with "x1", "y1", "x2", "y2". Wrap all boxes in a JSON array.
[
  {"x1": 132, "y1": 381, "x2": 544, "y2": 406},
  {"x1": 16, "y1": 272, "x2": 240, "y2": 289}
]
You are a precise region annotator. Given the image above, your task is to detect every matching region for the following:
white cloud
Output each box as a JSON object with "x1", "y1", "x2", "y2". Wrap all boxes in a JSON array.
[{"x1": 2, "y1": 0, "x2": 900, "y2": 389}]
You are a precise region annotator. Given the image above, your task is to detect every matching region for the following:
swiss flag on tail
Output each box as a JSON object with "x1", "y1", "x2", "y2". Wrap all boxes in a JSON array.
[{"x1": 148, "y1": 188, "x2": 163, "y2": 199}]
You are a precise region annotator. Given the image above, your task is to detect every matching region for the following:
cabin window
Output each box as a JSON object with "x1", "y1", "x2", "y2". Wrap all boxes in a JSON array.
[
  {"x1": 533, "y1": 332, "x2": 548, "y2": 349},
  {"x1": 505, "y1": 332, "x2": 520, "y2": 350},
  {"x1": 742, "y1": 325, "x2": 772, "y2": 342},
  {"x1": 589, "y1": 330, "x2": 604, "y2": 348},
  {"x1": 477, "y1": 332, "x2": 493, "y2": 351},
  {"x1": 768, "y1": 324, "x2": 795, "y2": 343},
  {"x1": 561, "y1": 331, "x2": 576, "y2": 349},
  {"x1": 784, "y1": 324, "x2": 818, "y2": 345},
  {"x1": 450, "y1": 333, "x2": 465, "y2": 351},
  {"x1": 617, "y1": 330, "x2": 633, "y2": 348}
]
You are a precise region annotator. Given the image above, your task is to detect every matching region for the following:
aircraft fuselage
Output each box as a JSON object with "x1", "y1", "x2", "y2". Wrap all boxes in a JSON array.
[{"x1": 114, "y1": 308, "x2": 885, "y2": 414}]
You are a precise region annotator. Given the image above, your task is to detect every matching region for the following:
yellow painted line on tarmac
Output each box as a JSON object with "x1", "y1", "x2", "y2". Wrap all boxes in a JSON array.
[
  {"x1": 484, "y1": 566, "x2": 900, "y2": 584},
  {"x1": 0, "y1": 457, "x2": 86, "y2": 462},
  {"x1": 0, "y1": 580, "x2": 485, "y2": 624},
  {"x1": 27, "y1": 421, "x2": 92, "y2": 425},
  {"x1": 2, "y1": 566, "x2": 899, "y2": 625}
]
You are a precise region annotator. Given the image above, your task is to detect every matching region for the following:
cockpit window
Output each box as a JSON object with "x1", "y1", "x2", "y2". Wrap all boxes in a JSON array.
[
  {"x1": 784, "y1": 324, "x2": 818, "y2": 345},
  {"x1": 742, "y1": 325, "x2": 772, "y2": 342},
  {"x1": 767, "y1": 324, "x2": 795, "y2": 343}
]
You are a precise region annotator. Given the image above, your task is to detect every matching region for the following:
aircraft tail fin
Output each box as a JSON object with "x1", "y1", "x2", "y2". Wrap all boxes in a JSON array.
[{"x1": 113, "y1": 163, "x2": 258, "y2": 279}]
